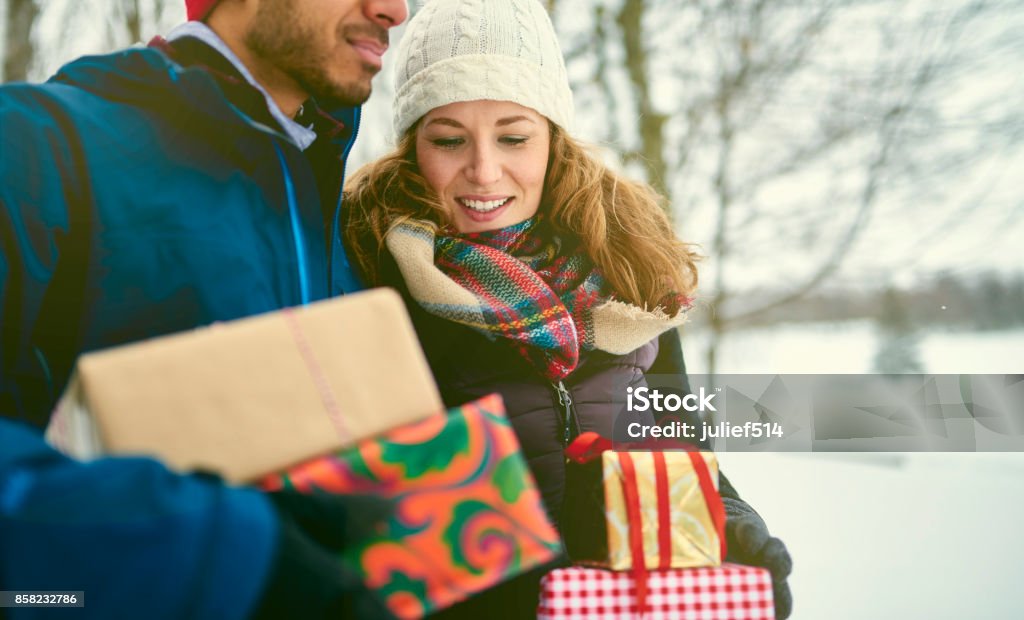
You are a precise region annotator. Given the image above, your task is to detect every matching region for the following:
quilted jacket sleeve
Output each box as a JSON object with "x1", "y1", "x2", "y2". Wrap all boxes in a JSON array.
[
  {"x1": 1, "y1": 82, "x2": 278, "y2": 620},
  {"x1": 0, "y1": 419, "x2": 278, "y2": 620},
  {"x1": 1, "y1": 81, "x2": 86, "y2": 428}
]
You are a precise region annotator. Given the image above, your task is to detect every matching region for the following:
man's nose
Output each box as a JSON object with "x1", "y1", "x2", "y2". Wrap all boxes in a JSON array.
[
  {"x1": 364, "y1": 0, "x2": 409, "y2": 29},
  {"x1": 466, "y1": 145, "x2": 502, "y2": 186}
]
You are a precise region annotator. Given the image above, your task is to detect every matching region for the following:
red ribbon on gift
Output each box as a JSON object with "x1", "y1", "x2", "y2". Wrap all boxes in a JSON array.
[
  {"x1": 565, "y1": 432, "x2": 728, "y2": 619},
  {"x1": 282, "y1": 308, "x2": 353, "y2": 443}
]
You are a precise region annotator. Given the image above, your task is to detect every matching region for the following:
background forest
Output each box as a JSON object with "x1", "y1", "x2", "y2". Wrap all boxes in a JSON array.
[{"x1": 3, "y1": 0, "x2": 1022, "y2": 374}]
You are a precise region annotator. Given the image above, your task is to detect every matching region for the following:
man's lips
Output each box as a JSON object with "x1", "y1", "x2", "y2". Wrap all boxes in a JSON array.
[{"x1": 350, "y1": 39, "x2": 387, "y2": 68}]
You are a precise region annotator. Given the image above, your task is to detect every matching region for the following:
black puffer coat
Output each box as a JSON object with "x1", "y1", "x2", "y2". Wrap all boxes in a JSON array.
[
  {"x1": 379, "y1": 251, "x2": 706, "y2": 523},
  {"x1": 379, "y1": 257, "x2": 743, "y2": 618},
  {"x1": 407, "y1": 300, "x2": 691, "y2": 527}
]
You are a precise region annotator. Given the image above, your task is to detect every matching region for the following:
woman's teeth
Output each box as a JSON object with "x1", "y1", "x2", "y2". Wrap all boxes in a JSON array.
[{"x1": 460, "y1": 197, "x2": 511, "y2": 213}]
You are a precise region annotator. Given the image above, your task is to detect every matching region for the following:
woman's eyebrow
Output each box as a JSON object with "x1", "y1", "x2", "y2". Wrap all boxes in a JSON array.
[
  {"x1": 496, "y1": 115, "x2": 534, "y2": 127},
  {"x1": 424, "y1": 117, "x2": 463, "y2": 128}
]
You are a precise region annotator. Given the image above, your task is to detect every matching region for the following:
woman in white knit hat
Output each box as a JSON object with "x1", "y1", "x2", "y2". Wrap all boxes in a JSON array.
[{"x1": 345, "y1": 0, "x2": 792, "y2": 618}]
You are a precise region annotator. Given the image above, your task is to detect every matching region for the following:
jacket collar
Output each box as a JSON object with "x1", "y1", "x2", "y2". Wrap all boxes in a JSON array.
[
  {"x1": 164, "y1": 22, "x2": 315, "y2": 150},
  {"x1": 146, "y1": 32, "x2": 357, "y2": 155}
]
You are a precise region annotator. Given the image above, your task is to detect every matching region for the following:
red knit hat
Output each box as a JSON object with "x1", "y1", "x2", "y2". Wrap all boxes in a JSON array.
[{"x1": 185, "y1": 0, "x2": 219, "y2": 20}]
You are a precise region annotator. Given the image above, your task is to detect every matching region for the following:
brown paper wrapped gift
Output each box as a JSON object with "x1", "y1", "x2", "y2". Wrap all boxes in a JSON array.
[{"x1": 45, "y1": 288, "x2": 443, "y2": 483}]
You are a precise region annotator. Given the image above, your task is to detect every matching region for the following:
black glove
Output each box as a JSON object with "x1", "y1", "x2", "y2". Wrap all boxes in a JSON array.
[
  {"x1": 267, "y1": 489, "x2": 395, "y2": 550},
  {"x1": 252, "y1": 490, "x2": 397, "y2": 620},
  {"x1": 722, "y1": 497, "x2": 793, "y2": 620}
]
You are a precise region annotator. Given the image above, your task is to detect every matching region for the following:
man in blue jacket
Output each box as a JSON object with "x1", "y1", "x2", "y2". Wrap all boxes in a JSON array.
[{"x1": 1, "y1": 0, "x2": 408, "y2": 617}]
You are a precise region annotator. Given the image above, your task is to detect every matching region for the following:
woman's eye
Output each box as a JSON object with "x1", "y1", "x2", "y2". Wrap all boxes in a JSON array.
[
  {"x1": 431, "y1": 137, "x2": 464, "y2": 149},
  {"x1": 500, "y1": 135, "x2": 529, "y2": 146}
]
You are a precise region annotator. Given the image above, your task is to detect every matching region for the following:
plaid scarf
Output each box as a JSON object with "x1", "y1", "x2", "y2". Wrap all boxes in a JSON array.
[
  {"x1": 435, "y1": 217, "x2": 607, "y2": 380},
  {"x1": 386, "y1": 218, "x2": 690, "y2": 381}
]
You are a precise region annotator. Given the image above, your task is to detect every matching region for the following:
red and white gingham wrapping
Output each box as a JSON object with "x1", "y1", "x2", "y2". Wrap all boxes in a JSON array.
[{"x1": 537, "y1": 563, "x2": 774, "y2": 620}]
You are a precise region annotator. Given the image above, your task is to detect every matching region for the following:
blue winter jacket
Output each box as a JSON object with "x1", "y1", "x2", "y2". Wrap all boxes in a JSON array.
[{"x1": 1, "y1": 37, "x2": 363, "y2": 619}]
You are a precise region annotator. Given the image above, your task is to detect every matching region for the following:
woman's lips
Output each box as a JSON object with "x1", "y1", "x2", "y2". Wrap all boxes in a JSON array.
[{"x1": 458, "y1": 197, "x2": 514, "y2": 223}]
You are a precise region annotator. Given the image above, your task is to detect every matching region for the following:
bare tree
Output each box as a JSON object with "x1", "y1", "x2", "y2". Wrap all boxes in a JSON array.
[
  {"x1": 3, "y1": 0, "x2": 40, "y2": 82},
  {"x1": 122, "y1": 0, "x2": 143, "y2": 44},
  {"x1": 107, "y1": 0, "x2": 174, "y2": 46},
  {"x1": 10, "y1": 0, "x2": 183, "y2": 81},
  {"x1": 555, "y1": 0, "x2": 1020, "y2": 373},
  {"x1": 11, "y1": 0, "x2": 1017, "y2": 377}
]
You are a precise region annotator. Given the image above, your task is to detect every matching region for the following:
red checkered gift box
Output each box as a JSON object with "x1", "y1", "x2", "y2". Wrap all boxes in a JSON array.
[{"x1": 537, "y1": 564, "x2": 774, "y2": 620}]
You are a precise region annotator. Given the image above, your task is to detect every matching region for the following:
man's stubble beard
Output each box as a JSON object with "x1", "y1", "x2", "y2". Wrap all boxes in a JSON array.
[{"x1": 244, "y1": 1, "x2": 375, "y2": 108}]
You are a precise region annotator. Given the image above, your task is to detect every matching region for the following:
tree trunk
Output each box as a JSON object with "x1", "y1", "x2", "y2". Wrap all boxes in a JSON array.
[
  {"x1": 3, "y1": 0, "x2": 40, "y2": 82},
  {"x1": 616, "y1": 0, "x2": 670, "y2": 204},
  {"x1": 124, "y1": 0, "x2": 142, "y2": 44}
]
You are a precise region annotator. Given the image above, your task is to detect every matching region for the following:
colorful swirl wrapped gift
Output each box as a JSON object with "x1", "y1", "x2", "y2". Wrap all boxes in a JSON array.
[{"x1": 259, "y1": 393, "x2": 562, "y2": 619}]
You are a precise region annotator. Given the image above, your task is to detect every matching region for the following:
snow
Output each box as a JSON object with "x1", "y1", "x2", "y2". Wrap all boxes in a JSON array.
[
  {"x1": 682, "y1": 321, "x2": 1024, "y2": 375},
  {"x1": 685, "y1": 323, "x2": 1024, "y2": 618},
  {"x1": 720, "y1": 451, "x2": 1024, "y2": 619}
]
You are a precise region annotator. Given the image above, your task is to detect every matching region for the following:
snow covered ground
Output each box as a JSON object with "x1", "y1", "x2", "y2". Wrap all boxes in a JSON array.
[
  {"x1": 681, "y1": 321, "x2": 1024, "y2": 376},
  {"x1": 683, "y1": 323, "x2": 1024, "y2": 618},
  {"x1": 720, "y1": 452, "x2": 1024, "y2": 619}
]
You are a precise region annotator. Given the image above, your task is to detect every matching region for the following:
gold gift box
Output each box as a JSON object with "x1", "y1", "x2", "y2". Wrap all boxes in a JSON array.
[{"x1": 601, "y1": 450, "x2": 723, "y2": 570}]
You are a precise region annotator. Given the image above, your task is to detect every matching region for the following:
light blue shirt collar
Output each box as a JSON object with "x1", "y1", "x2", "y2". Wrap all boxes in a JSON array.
[{"x1": 166, "y1": 22, "x2": 317, "y2": 151}]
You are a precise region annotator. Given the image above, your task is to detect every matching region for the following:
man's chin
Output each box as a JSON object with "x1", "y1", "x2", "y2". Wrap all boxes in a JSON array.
[
  {"x1": 318, "y1": 79, "x2": 373, "y2": 109},
  {"x1": 298, "y1": 68, "x2": 373, "y2": 108}
]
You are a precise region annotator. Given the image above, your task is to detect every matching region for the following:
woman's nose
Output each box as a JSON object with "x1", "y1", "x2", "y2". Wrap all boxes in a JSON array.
[{"x1": 465, "y1": 145, "x2": 502, "y2": 186}]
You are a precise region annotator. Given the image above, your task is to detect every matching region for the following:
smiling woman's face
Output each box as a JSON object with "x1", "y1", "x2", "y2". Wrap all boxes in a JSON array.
[{"x1": 415, "y1": 100, "x2": 551, "y2": 234}]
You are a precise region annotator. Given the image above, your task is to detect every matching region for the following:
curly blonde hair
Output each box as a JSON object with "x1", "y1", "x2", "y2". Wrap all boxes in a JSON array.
[{"x1": 344, "y1": 122, "x2": 699, "y2": 309}]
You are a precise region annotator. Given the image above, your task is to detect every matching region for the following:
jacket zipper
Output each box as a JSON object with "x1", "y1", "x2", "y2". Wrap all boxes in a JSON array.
[
  {"x1": 552, "y1": 380, "x2": 578, "y2": 448},
  {"x1": 217, "y1": 108, "x2": 313, "y2": 306},
  {"x1": 273, "y1": 144, "x2": 311, "y2": 305},
  {"x1": 178, "y1": 54, "x2": 358, "y2": 301}
]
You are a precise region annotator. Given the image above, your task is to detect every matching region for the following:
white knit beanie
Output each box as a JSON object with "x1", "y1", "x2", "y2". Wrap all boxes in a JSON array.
[{"x1": 392, "y1": 0, "x2": 574, "y2": 137}]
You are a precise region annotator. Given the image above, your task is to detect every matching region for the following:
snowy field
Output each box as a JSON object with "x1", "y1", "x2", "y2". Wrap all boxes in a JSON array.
[
  {"x1": 682, "y1": 323, "x2": 1024, "y2": 619},
  {"x1": 681, "y1": 320, "x2": 1024, "y2": 376},
  {"x1": 720, "y1": 452, "x2": 1024, "y2": 619}
]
